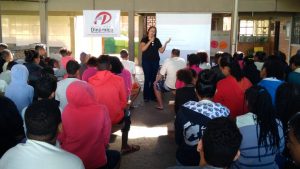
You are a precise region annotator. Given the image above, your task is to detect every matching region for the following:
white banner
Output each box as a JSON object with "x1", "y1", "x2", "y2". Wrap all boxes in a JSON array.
[{"x1": 83, "y1": 10, "x2": 120, "y2": 37}]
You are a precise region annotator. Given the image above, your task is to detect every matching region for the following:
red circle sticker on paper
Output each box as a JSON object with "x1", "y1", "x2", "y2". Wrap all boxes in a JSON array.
[
  {"x1": 211, "y1": 40, "x2": 218, "y2": 48},
  {"x1": 219, "y1": 41, "x2": 228, "y2": 49}
]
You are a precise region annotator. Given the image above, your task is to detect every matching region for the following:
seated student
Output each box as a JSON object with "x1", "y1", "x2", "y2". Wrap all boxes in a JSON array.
[
  {"x1": 175, "y1": 69, "x2": 230, "y2": 166},
  {"x1": 154, "y1": 49, "x2": 186, "y2": 109},
  {"x1": 233, "y1": 51, "x2": 245, "y2": 70},
  {"x1": 210, "y1": 51, "x2": 225, "y2": 83},
  {"x1": 110, "y1": 56, "x2": 132, "y2": 99},
  {"x1": 276, "y1": 83, "x2": 300, "y2": 131},
  {"x1": 288, "y1": 54, "x2": 300, "y2": 86},
  {"x1": 0, "y1": 100, "x2": 84, "y2": 169},
  {"x1": 258, "y1": 56, "x2": 285, "y2": 105},
  {"x1": 35, "y1": 44, "x2": 48, "y2": 68},
  {"x1": 174, "y1": 69, "x2": 198, "y2": 114},
  {"x1": 187, "y1": 53, "x2": 202, "y2": 74},
  {"x1": 59, "y1": 81, "x2": 120, "y2": 169},
  {"x1": 5, "y1": 64, "x2": 34, "y2": 113},
  {"x1": 55, "y1": 60, "x2": 81, "y2": 110},
  {"x1": 214, "y1": 53, "x2": 251, "y2": 119},
  {"x1": 232, "y1": 86, "x2": 284, "y2": 169},
  {"x1": 242, "y1": 55, "x2": 261, "y2": 85},
  {"x1": 23, "y1": 50, "x2": 43, "y2": 86},
  {"x1": 287, "y1": 113, "x2": 300, "y2": 168},
  {"x1": 0, "y1": 43, "x2": 8, "y2": 73},
  {"x1": 79, "y1": 52, "x2": 90, "y2": 78},
  {"x1": 81, "y1": 57, "x2": 98, "y2": 82},
  {"x1": 1, "y1": 49, "x2": 13, "y2": 72},
  {"x1": 88, "y1": 55, "x2": 140, "y2": 155},
  {"x1": 0, "y1": 96, "x2": 25, "y2": 158},
  {"x1": 120, "y1": 49, "x2": 136, "y2": 81},
  {"x1": 48, "y1": 58, "x2": 66, "y2": 81},
  {"x1": 197, "y1": 52, "x2": 211, "y2": 70},
  {"x1": 0, "y1": 61, "x2": 17, "y2": 84},
  {"x1": 60, "y1": 48, "x2": 74, "y2": 70},
  {"x1": 254, "y1": 51, "x2": 266, "y2": 71},
  {"x1": 168, "y1": 117, "x2": 242, "y2": 169},
  {"x1": 120, "y1": 49, "x2": 141, "y2": 107},
  {"x1": 21, "y1": 75, "x2": 58, "y2": 133}
]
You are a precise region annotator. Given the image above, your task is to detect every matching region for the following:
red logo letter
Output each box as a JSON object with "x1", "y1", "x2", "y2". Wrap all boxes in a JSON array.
[{"x1": 94, "y1": 12, "x2": 112, "y2": 25}]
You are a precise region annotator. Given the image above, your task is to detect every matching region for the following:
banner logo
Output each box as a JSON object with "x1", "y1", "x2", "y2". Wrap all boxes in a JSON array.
[{"x1": 94, "y1": 12, "x2": 112, "y2": 25}]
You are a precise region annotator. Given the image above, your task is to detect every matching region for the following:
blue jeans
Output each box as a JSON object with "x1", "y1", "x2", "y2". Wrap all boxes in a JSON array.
[{"x1": 142, "y1": 60, "x2": 159, "y2": 100}]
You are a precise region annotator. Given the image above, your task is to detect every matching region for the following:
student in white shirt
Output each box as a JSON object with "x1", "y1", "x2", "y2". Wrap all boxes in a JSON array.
[
  {"x1": 120, "y1": 49, "x2": 141, "y2": 108},
  {"x1": 55, "y1": 60, "x2": 81, "y2": 110},
  {"x1": 0, "y1": 100, "x2": 84, "y2": 169},
  {"x1": 154, "y1": 49, "x2": 186, "y2": 109}
]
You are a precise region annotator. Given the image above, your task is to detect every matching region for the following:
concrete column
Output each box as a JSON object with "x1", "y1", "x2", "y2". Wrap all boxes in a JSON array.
[
  {"x1": 231, "y1": 0, "x2": 238, "y2": 54},
  {"x1": 128, "y1": 10, "x2": 135, "y2": 61},
  {"x1": 39, "y1": 0, "x2": 48, "y2": 49},
  {"x1": 70, "y1": 16, "x2": 75, "y2": 55}
]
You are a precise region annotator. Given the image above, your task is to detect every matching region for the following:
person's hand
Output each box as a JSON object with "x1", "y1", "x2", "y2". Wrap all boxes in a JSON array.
[{"x1": 166, "y1": 38, "x2": 171, "y2": 44}]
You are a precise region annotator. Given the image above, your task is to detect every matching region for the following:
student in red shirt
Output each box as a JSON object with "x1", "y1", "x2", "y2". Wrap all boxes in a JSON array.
[
  {"x1": 59, "y1": 81, "x2": 120, "y2": 169},
  {"x1": 214, "y1": 53, "x2": 252, "y2": 119},
  {"x1": 88, "y1": 55, "x2": 140, "y2": 155}
]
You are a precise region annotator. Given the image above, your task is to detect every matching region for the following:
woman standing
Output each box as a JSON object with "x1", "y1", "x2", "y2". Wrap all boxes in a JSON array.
[{"x1": 140, "y1": 26, "x2": 170, "y2": 102}]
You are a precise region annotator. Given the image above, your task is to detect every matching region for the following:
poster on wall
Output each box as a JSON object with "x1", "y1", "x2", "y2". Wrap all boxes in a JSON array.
[
  {"x1": 83, "y1": 10, "x2": 120, "y2": 37},
  {"x1": 210, "y1": 31, "x2": 231, "y2": 56}
]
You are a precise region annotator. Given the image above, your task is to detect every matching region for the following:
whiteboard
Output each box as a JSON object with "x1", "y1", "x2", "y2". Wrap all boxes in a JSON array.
[{"x1": 156, "y1": 13, "x2": 212, "y2": 64}]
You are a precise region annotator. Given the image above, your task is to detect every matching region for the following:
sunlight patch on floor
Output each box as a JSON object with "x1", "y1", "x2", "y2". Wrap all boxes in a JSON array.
[{"x1": 113, "y1": 125, "x2": 168, "y2": 139}]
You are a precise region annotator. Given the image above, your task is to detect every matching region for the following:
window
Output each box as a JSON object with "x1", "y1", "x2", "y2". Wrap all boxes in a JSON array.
[
  {"x1": 223, "y1": 17, "x2": 231, "y2": 31},
  {"x1": 239, "y1": 19, "x2": 269, "y2": 43},
  {"x1": 292, "y1": 17, "x2": 300, "y2": 44}
]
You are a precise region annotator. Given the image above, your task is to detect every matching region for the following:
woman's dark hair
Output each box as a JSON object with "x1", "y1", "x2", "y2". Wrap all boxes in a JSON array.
[
  {"x1": 245, "y1": 86, "x2": 280, "y2": 155},
  {"x1": 255, "y1": 51, "x2": 266, "y2": 62},
  {"x1": 219, "y1": 53, "x2": 244, "y2": 82},
  {"x1": 59, "y1": 48, "x2": 68, "y2": 57},
  {"x1": 214, "y1": 51, "x2": 223, "y2": 65},
  {"x1": 233, "y1": 51, "x2": 244, "y2": 61},
  {"x1": 202, "y1": 117, "x2": 242, "y2": 168},
  {"x1": 87, "y1": 57, "x2": 98, "y2": 67},
  {"x1": 7, "y1": 61, "x2": 17, "y2": 71},
  {"x1": 197, "y1": 52, "x2": 208, "y2": 64},
  {"x1": 187, "y1": 53, "x2": 201, "y2": 66},
  {"x1": 276, "y1": 83, "x2": 300, "y2": 131},
  {"x1": 36, "y1": 75, "x2": 57, "y2": 99},
  {"x1": 0, "y1": 49, "x2": 12, "y2": 60},
  {"x1": 48, "y1": 59, "x2": 58, "y2": 69},
  {"x1": 290, "y1": 54, "x2": 300, "y2": 67},
  {"x1": 196, "y1": 69, "x2": 217, "y2": 98},
  {"x1": 262, "y1": 56, "x2": 285, "y2": 80},
  {"x1": 41, "y1": 67, "x2": 54, "y2": 77},
  {"x1": 147, "y1": 26, "x2": 157, "y2": 37},
  {"x1": 110, "y1": 56, "x2": 124, "y2": 74},
  {"x1": 176, "y1": 69, "x2": 193, "y2": 85},
  {"x1": 66, "y1": 60, "x2": 80, "y2": 75},
  {"x1": 274, "y1": 50, "x2": 287, "y2": 64},
  {"x1": 24, "y1": 50, "x2": 39, "y2": 63}
]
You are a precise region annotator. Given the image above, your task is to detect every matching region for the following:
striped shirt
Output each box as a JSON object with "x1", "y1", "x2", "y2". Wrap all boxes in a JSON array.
[{"x1": 231, "y1": 113, "x2": 285, "y2": 169}]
